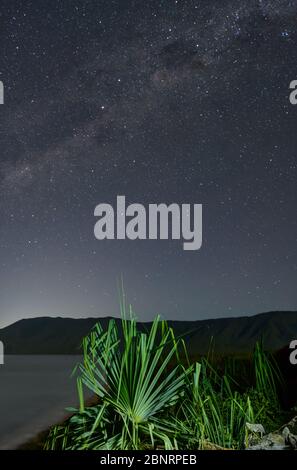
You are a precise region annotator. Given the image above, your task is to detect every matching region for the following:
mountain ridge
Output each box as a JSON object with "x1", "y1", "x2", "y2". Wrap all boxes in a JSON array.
[{"x1": 0, "y1": 310, "x2": 296, "y2": 355}]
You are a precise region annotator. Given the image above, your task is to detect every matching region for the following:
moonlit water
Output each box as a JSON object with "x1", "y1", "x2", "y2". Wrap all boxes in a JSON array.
[{"x1": 0, "y1": 355, "x2": 86, "y2": 449}]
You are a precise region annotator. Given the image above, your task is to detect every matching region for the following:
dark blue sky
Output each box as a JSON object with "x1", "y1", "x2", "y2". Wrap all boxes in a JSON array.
[{"x1": 0, "y1": 0, "x2": 296, "y2": 327}]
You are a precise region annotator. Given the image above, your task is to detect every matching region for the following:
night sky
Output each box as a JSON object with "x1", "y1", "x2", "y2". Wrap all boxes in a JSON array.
[{"x1": 0, "y1": 0, "x2": 296, "y2": 328}]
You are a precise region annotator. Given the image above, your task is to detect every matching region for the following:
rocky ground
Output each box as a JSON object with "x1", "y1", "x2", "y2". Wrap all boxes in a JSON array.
[{"x1": 246, "y1": 415, "x2": 297, "y2": 450}]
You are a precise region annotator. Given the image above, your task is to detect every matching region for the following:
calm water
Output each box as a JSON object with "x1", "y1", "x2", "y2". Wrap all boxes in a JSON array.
[{"x1": 0, "y1": 355, "x2": 85, "y2": 449}]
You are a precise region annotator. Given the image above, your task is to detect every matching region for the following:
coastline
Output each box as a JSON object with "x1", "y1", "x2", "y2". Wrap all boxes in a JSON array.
[{"x1": 0, "y1": 355, "x2": 84, "y2": 450}]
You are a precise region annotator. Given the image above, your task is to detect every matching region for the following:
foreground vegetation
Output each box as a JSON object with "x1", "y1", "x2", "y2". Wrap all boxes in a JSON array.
[{"x1": 45, "y1": 308, "x2": 285, "y2": 450}]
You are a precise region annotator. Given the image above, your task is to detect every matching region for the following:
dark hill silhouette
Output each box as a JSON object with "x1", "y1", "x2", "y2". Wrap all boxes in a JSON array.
[{"x1": 0, "y1": 311, "x2": 296, "y2": 355}]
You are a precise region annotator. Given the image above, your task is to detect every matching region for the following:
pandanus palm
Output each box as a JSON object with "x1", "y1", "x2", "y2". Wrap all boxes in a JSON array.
[{"x1": 46, "y1": 314, "x2": 192, "y2": 450}]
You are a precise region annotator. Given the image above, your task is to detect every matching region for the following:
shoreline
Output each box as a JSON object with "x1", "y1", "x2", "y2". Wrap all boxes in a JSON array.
[{"x1": 16, "y1": 395, "x2": 100, "y2": 451}]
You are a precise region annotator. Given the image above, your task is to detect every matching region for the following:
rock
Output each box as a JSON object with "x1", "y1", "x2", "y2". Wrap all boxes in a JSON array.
[
  {"x1": 285, "y1": 416, "x2": 297, "y2": 435},
  {"x1": 201, "y1": 440, "x2": 232, "y2": 450},
  {"x1": 247, "y1": 432, "x2": 289, "y2": 450},
  {"x1": 246, "y1": 416, "x2": 297, "y2": 450},
  {"x1": 246, "y1": 422, "x2": 265, "y2": 436},
  {"x1": 282, "y1": 426, "x2": 297, "y2": 449},
  {"x1": 245, "y1": 422, "x2": 265, "y2": 447}
]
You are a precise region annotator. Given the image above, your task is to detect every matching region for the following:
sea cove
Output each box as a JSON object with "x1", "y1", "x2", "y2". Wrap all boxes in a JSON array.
[{"x1": 0, "y1": 355, "x2": 84, "y2": 449}]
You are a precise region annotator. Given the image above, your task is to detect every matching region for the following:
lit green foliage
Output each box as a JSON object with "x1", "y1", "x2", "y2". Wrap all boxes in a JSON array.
[{"x1": 45, "y1": 311, "x2": 282, "y2": 450}]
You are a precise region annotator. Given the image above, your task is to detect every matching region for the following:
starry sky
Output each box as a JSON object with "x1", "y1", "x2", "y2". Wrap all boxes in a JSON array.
[{"x1": 0, "y1": 0, "x2": 296, "y2": 328}]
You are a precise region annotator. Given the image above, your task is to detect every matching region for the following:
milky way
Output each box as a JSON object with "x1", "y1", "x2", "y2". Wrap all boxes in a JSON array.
[{"x1": 0, "y1": 0, "x2": 296, "y2": 327}]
